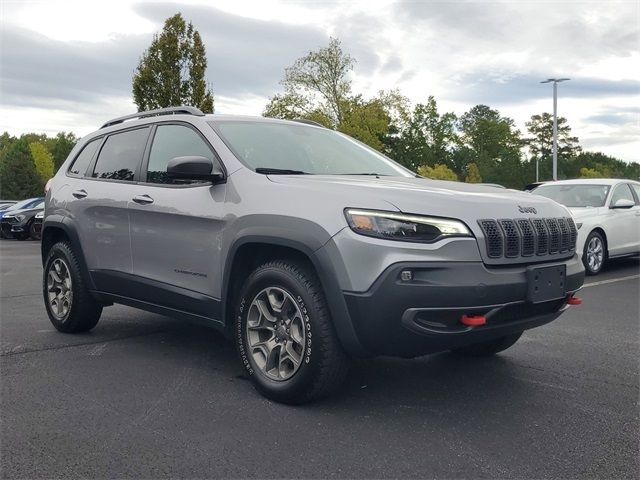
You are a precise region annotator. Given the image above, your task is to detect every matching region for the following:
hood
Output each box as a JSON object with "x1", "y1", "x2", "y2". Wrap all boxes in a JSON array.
[
  {"x1": 267, "y1": 175, "x2": 571, "y2": 227},
  {"x1": 567, "y1": 206, "x2": 603, "y2": 219}
]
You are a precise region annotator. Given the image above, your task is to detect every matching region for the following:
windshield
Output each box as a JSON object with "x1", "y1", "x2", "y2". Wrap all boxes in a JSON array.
[
  {"x1": 533, "y1": 184, "x2": 610, "y2": 207},
  {"x1": 210, "y1": 120, "x2": 414, "y2": 177}
]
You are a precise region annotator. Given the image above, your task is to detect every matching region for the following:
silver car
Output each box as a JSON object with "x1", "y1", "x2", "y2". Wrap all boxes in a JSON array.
[{"x1": 42, "y1": 107, "x2": 585, "y2": 403}]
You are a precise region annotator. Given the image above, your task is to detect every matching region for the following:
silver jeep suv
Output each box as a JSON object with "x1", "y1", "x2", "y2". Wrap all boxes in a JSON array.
[{"x1": 42, "y1": 106, "x2": 585, "y2": 403}]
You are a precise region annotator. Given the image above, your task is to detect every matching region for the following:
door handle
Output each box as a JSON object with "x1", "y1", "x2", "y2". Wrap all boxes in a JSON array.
[
  {"x1": 132, "y1": 194, "x2": 154, "y2": 205},
  {"x1": 72, "y1": 189, "x2": 87, "y2": 199}
]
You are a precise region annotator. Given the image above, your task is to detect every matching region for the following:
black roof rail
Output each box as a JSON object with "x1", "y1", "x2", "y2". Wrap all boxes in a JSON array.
[
  {"x1": 100, "y1": 106, "x2": 205, "y2": 129},
  {"x1": 291, "y1": 118, "x2": 325, "y2": 128}
]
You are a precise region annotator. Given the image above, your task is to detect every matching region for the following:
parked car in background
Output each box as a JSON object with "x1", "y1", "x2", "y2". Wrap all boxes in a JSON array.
[
  {"x1": 0, "y1": 201, "x2": 17, "y2": 210},
  {"x1": 0, "y1": 200, "x2": 44, "y2": 240},
  {"x1": 30, "y1": 211, "x2": 44, "y2": 240},
  {"x1": 532, "y1": 179, "x2": 640, "y2": 274},
  {"x1": 0, "y1": 197, "x2": 44, "y2": 238}
]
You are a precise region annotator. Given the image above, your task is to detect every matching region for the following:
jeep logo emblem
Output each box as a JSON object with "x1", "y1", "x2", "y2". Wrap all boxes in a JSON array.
[{"x1": 518, "y1": 205, "x2": 537, "y2": 214}]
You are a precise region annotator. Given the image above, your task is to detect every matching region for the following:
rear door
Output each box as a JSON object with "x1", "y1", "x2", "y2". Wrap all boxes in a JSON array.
[
  {"x1": 66, "y1": 127, "x2": 150, "y2": 281},
  {"x1": 128, "y1": 122, "x2": 227, "y2": 319}
]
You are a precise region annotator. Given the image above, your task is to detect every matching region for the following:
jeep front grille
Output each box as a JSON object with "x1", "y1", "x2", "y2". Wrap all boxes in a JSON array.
[{"x1": 478, "y1": 217, "x2": 577, "y2": 260}]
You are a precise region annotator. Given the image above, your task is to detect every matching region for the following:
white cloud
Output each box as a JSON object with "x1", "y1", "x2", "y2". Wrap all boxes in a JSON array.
[{"x1": 1, "y1": 0, "x2": 638, "y2": 162}]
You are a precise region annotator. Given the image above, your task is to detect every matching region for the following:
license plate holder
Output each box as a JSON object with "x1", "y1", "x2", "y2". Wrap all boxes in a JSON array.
[{"x1": 527, "y1": 265, "x2": 566, "y2": 303}]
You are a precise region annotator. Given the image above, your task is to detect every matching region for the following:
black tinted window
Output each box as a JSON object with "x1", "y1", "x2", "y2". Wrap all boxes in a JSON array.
[
  {"x1": 92, "y1": 128, "x2": 149, "y2": 181},
  {"x1": 147, "y1": 125, "x2": 214, "y2": 184},
  {"x1": 69, "y1": 138, "x2": 101, "y2": 176}
]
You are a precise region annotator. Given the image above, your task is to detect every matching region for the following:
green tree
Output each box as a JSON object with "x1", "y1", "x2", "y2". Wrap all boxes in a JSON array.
[
  {"x1": 388, "y1": 96, "x2": 457, "y2": 172},
  {"x1": 465, "y1": 163, "x2": 482, "y2": 183},
  {"x1": 458, "y1": 105, "x2": 526, "y2": 188},
  {"x1": 132, "y1": 13, "x2": 214, "y2": 113},
  {"x1": 264, "y1": 39, "x2": 405, "y2": 153},
  {"x1": 0, "y1": 132, "x2": 17, "y2": 161},
  {"x1": 418, "y1": 163, "x2": 458, "y2": 181},
  {"x1": 579, "y1": 167, "x2": 603, "y2": 178},
  {"x1": 0, "y1": 138, "x2": 43, "y2": 199},
  {"x1": 49, "y1": 132, "x2": 77, "y2": 171},
  {"x1": 525, "y1": 113, "x2": 581, "y2": 180},
  {"x1": 264, "y1": 37, "x2": 354, "y2": 126},
  {"x1": 339, "y1": 95, "x2": 391, "y2": 151},
  {"x1": 29, "y1": 142, "x2": 54, "y2": 182}
]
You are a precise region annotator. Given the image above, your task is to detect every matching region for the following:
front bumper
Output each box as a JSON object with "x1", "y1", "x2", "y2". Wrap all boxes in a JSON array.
[
  {"x1": 342, "y1": 255, "x2": 584, "y2": 357},
  {"x1": 0, "y1": 220, "x2": 22, "y2": 237}
]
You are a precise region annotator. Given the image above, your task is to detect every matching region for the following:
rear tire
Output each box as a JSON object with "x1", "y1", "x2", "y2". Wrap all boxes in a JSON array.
[
  {"x1": 235, "y1": 259, "x2": 349, "y2": 404},
  {"x1": 43, "y1": 241, "x2": 102, "y2": 333},
  {"x1": 451, "y1": 332, "x2": 523, "y2": 357},
  {"x1": 30, "y1": 221, "x2": 41, "y2": 240}
]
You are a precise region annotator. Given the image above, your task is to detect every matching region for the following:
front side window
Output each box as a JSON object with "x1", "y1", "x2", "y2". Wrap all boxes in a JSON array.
[
  {"x1": 630, "y1": 183, "x2": 640, "y2": 204},
  {"x1": 69, "y1": 138, "x2": 101, "y2": 176},
  {"x1": 609, "y1": 184, "x2": 634, "y2": 206},
  {"x1": 210, "y1": 120, "x2": 414, "y2": 177},
  {"x1": 146, "y1": 124, "x2": 214, "y2": 184},
  {"x1": 92, "y1": 127, "x2": 149, "y2": 181}
]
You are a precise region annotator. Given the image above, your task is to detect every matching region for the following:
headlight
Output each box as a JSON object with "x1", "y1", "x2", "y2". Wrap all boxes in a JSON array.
[
  {"x1": 35, "y1": 211, "x2": 44, "y2": 219},
  {"x1": 344, "y1": 209, "x2": 472, "y2": 243}
]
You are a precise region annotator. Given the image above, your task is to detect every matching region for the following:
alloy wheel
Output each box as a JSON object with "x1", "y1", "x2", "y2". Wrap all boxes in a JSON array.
[
  {"x1": 47, "y1": 258, "x2": 73, "y2": 320},
  {"x1": 586, "y1": 236, "x2": 604, "y2": 272},
  {"x1": 246, "y1": 287, "x2": 306, "y2": 381}
]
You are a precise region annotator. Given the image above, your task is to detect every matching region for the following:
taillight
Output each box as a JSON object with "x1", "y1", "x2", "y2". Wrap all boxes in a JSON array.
[{"x1": 44, "y1": 178, "x2": 53, "y2": 194}]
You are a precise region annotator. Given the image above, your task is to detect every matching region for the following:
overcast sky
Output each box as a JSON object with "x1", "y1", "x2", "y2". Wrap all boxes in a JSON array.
[{"x1": 1, "y1": 0, "x2": 638, "y2": 161}]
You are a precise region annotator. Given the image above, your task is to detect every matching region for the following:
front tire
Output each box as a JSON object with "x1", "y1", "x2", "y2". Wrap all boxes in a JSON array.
[
  {"x1": 235, "y1": 259, "x2": 349, "y2": 404},
  {"x1": 43, "y1": 241, "x2": 102, "y2": 333},
  {"x1": 451, "y1": 332, "x2": 523, "y2": 357},
  {"x1": 30, "y1": 221, "x2": 41, "y2": 240},
  {"x1": 583, "y1": 230, "x2": 606, "y2": 275}
]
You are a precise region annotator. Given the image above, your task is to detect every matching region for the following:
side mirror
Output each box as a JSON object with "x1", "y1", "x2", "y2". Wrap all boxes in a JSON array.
[
  {"x1": 610, "y1": 198, "x2": 635, "y2": 209},
  {"x1": 166, "y1": 156, "x2": 225, "y2": 183}
]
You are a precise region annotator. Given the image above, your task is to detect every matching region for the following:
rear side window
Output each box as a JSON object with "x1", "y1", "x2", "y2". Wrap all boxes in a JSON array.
[
  {"x1": 146, "y1": 124, "x2": 214, "y2": 184},
  {"x1": 69, "y1": 138, "x2": 101, "y2": 176},
  {"x1": 92, "y1": 127, "x2": 149, "y2": 181}
]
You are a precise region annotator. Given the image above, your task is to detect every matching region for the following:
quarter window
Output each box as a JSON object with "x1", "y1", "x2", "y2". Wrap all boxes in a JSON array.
[
  {"x1": 146, "y1": 125, "x2": 214, "y2": 184},
  {"x1": 69, "y1": 138, "x2": 101, "y2": 176},
  {"x1": 92, "y1": 128, "x2": 149, "y2": 181}
]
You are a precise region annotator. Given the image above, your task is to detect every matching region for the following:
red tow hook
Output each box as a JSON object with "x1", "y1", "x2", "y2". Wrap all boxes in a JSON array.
[
  {"x1": 461, "y1": 314, "x2": 487, "y2": 327},
  {"x1": 567, "y1": 294, "x2": 582, "y2": 306}
]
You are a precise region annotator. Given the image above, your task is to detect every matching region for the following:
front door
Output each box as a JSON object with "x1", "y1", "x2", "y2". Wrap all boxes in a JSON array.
[{"x1": 128, "y1": 122, "x2": 227, "y2": 320}]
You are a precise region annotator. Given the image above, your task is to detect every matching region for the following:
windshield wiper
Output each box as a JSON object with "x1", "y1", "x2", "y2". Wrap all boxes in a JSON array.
[
  {"x1": 255, "y1": 168, "x2": 309, "y2": 175},
  {"x1": 341, "y1": 173, "x2": 390, "y2": 176}
]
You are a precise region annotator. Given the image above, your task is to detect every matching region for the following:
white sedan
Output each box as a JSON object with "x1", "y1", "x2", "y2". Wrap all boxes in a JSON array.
[{"x1": 532, "y1": 179, "x2": 640, "y2": 275}]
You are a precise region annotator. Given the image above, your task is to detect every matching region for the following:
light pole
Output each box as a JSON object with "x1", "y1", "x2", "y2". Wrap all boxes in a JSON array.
[{"x1": 540, "y1": 78, "x2": 570, "y2": 181}]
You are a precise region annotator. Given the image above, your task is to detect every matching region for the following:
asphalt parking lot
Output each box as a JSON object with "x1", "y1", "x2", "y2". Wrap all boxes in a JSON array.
[{"x1": 1, "y1": 240, "x2": 638, "y2": 479}]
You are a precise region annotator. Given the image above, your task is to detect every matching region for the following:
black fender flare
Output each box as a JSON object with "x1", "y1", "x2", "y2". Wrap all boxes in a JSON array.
[
  {"x1": 222, "y1": 233, "x2": 369, "y2": 357},
  {"x1": 41, "y1": 215, "x2": 96, "y2": 291}
]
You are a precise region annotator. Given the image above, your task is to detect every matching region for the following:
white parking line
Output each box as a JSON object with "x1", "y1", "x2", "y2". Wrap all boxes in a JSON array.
[{"x1": 583, "y1": 274, "x2": 640, "y2": 288}]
